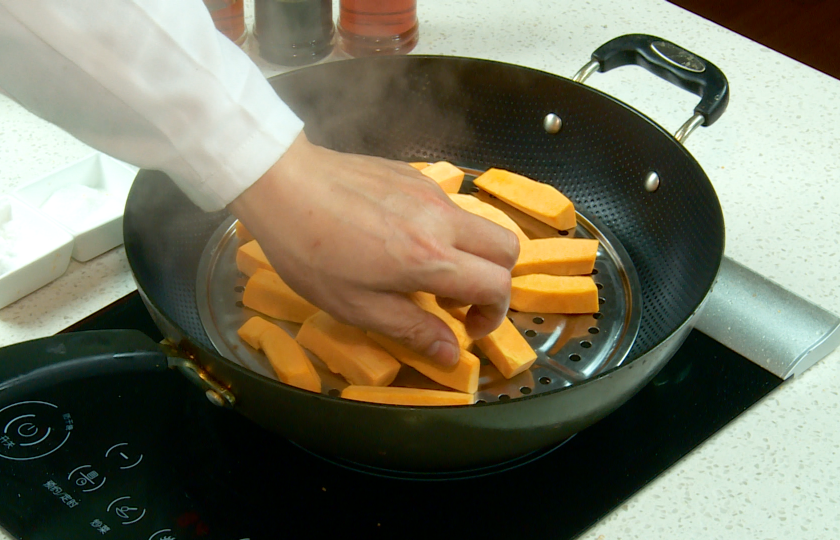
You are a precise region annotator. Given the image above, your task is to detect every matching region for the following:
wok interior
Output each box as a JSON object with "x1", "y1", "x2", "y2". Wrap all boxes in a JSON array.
[{"x1": 125, "y1": 55, "x2": 724, "y2": 378}]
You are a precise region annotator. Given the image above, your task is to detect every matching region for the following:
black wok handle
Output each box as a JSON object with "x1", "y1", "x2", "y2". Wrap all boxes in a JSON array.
[
  {"x1": 0, "y1": 330, "x2": 168, "y2": 402},
  {"x1": 575, "y1": 34, "x2": 729, "y2": 142}
]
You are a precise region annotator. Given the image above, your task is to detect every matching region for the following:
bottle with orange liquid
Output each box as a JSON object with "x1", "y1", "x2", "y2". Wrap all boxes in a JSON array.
[
  {"x1": 203, "y1": 0, "x2": 247, "y2": 46},
  {"x1": 338, "y1": 0, "x2": 418, "y2": 56}
]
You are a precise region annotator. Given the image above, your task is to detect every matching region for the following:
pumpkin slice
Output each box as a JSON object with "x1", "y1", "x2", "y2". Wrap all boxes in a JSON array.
[
  {"x1": 368, "y1": 332, "x2": 480, "y2": 394},
  {"x1": 473, "y1": 168, "x2": 576, "y2": 230},
  {"x1": 475, "y1": 317, "x2": 537, "y2": 379},
  {"x1": 242, "y1": 268, "x2": 319, "y2": 323},
  {"x1": 510, "y1": 274, "x2": 599, "y2": 313},
  {"x1": 236, "y1": 240, "x2": 274, "y2": 277},
  {"x1": 235, "y1": 220, "x2": 254, "y2": 242},
  {"x1": 420, "y1": 161, "x2": 465, "y2": 194},
  {"x1": 237, "y1": 315, "x2": 272, "y2": 349},
  {"x1": 473, "y1": 190, "x2": 573, "y2": 239},
  {"x1": 238, "y1": 317, "x2": 321, "y2": 393},
  {"x1": 341, "y1": 386, "x2": 475, "y2": 406},
  {"x1": 513, "y1": 238, "x2": 599, "y2": 277},
  {"x1": 443, "y1": 304, "x2": 470, "y2": 323},
  {"x1": 411, "y1": 292, "x2": 473, "y2": 350},
  {"x1": 409, "y1": 161, "x2": 430, "y2": 170},
  {"x1": 449, "y1": 193, "x2": 530, "y2": 245},
  {"x1": 296, "y1": 311, "x2": 401, "y2": 387}
]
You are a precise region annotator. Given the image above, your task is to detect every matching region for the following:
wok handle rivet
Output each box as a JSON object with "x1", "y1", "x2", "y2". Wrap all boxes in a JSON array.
[
  {"x1": 644, "y1": 171, "x2": 661, "y2": 192},
  {"x1": 543, "y1": 113, "x2": 563, "y2": 134},
  {"x1": 205, "y1": 389, "x2": 227, "y2": 407}
]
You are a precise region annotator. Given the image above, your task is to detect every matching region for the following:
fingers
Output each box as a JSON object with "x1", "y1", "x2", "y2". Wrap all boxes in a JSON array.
[
  {"x1": 409, "y1": 240, "x2": 512, "y2": 332},
  {"x1": 451, "y1": 211, "x2": 521, "y2": 271},
  {"x1": 463, "y1": 303, "x2": 508, "y2": 340},
  {"x1": 436, "y1": 294, "x2": 510, "y2": 341},
  {"x1": 343, "y1": 292, "x2": 461, "y2": 367},
  {"x1": 431, "y1": 253, "x2": 511, "y2": 341},
  {"x1": 435, "y1": 296, "x2": 468, "y2": 311},
  {"x1": 389, "y1": 203, "x2": 516, "y2": 341}
]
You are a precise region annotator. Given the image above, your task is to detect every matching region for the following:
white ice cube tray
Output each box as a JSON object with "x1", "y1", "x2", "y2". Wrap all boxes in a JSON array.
[
  {"x1": 0, "y1": 196, "x2": 74, "y2": 309},
  {"x1": 13, "y1": 153, "x2": 137, "y2": 262}
]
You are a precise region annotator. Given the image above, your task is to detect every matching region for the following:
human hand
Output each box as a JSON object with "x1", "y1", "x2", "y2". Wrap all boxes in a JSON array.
[{"x1": 228, "y1": 132, "x2": 519, "y2": 366}]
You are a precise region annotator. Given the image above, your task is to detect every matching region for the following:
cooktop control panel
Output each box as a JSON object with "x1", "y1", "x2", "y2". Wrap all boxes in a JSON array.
[{"x1": 0, "y1": 369, "x2": 251, "y2": 540}]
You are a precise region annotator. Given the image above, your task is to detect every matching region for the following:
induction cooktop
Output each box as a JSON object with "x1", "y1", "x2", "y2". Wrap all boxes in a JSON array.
[{"x1": 0, "y1": 292, "x2": 783, "y2": 540}]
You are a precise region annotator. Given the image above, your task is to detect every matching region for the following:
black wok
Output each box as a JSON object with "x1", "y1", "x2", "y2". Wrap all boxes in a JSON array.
[{"x1": 0, "y1": 35, "x2": 727, "y2": 471}]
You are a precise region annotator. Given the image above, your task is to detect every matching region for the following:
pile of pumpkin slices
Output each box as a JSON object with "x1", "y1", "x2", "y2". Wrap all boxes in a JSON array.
[{"x1": 234, "y1": 162, "x2": 599, "y2": 406}]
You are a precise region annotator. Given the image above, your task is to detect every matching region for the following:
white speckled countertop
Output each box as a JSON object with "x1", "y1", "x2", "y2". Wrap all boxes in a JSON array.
[{"x1": 1, "y1": 0, "x2": 839, "y2": 538}]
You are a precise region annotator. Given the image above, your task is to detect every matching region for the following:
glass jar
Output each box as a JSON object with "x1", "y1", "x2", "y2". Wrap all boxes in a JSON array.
[
  {"x1": 254, "y1": 0, "x2": 335, "y2": 67},
  {"x1": 338, "y1": 0, "x2": 418, "y2": 57}
]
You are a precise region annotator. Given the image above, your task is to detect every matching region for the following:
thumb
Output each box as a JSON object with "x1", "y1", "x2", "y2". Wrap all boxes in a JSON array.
[{"x1": 351, "y1": 292, "x2": 460, "y2": 367}]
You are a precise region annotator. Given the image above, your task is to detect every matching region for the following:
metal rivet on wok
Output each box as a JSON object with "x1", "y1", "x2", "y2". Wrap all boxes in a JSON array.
[
  {"x1": 543, "y1": 113, "x2": 562, "y2": 134},
  {"x1": 205, "y1": 389, "x2": 226, "y2": 407},
  {"x1": 644, "y1": 171, "x2": 661, "y2": 192}
]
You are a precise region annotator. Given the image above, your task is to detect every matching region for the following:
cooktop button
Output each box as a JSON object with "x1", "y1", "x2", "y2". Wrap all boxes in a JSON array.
[
  {"x1": 105, "y1": 442, "x2": 144, "y2": 469},
  {"x1": 68, "y1": 464, "x2": 107, "y2": 492},
  {"x1": 0, "y1": 401, "x2": 72, "y2": 461},
  {"x1": 107, "y1": 495, "x2": 147, "y2": 525}
]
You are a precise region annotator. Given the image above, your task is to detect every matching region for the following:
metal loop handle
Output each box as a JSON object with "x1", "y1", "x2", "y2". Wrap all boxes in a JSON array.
[{"x1": 573, "y1": 35, "x2": 730, "y2": 144}]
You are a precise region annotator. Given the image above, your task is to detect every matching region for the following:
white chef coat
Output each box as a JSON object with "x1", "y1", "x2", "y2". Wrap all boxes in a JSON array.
[{"x1": 0, "y1": 0, "x2": 304, "y2": 211}]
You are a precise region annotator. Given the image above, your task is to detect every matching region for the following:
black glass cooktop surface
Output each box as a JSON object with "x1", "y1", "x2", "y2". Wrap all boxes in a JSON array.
[{"x1": 0, "y1": 293, "x2": 783, "y2": 540}]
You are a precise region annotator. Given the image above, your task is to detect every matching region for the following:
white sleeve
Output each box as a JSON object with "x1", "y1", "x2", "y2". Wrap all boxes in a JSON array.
[{"x1": 0, "y1": 0, "x2": 304, "y2": 211}]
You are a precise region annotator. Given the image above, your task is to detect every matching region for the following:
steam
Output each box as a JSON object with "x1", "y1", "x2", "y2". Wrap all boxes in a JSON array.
[{"x1": 272, "y1": 56, "x2": 476, "y2": 164}]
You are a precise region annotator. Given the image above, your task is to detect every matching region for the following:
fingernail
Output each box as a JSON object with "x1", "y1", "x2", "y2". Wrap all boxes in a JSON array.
[{"x1": 426, "y1": 340, "x2": 459, "y2": 367}]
